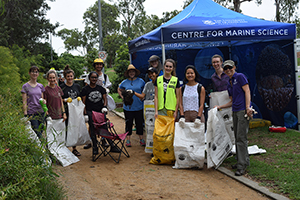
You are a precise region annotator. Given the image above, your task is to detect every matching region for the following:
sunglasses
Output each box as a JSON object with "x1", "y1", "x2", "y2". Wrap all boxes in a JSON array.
[
  {"x1": 223, "y1": 65, "x2": 233, "y2": 71},
  {"x1": 90, "y1": 76, "x2": 98, "y2": 79}
]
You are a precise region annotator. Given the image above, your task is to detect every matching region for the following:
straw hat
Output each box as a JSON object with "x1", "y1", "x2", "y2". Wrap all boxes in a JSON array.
[{"x1": 124, "y1": 64, "x2": 140, "y2": 77}]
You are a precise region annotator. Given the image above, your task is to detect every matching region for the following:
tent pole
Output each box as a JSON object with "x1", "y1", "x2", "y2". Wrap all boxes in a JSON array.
[
  {"x1": 293, "y1": 39, "x2": 300, "y2": 130},
  {"x1": 162, "y1": 44, "x2": 166, "y2": 64}
]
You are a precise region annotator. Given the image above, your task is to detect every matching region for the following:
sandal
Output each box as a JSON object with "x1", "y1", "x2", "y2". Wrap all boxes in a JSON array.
[{"x1": 72, "y1": 149, "x2": 81, "y2": 156}]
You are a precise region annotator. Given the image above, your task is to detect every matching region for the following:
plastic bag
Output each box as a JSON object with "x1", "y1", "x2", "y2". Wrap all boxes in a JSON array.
[
  {"x1": 107, "y1": 94, "x2": 116, "y2": 111},
  {"x1": 173, "y1": 122, "x2": 205, "y2": 169},
  {"x1": 150, "y1": 115, "x2": 175, "y2": 165},
  {"x1": 144, "y1": 100, "x2": 155, "y2": 153},
  {"x1": 46, "y1": 118, "x2": 79, "y2": 167},
  {"x1": 206, "y1": 108, "x2": 232, "y2": 169},
  {"x1": 66, "y1": 99, "x2": 91, "y2": 147}
]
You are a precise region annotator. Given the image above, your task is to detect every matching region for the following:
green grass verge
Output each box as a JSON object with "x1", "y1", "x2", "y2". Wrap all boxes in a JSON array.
[
  {"x1": 221, "y1": 126, "x2": 300, "y2": 200},
  {"x1": 0, "y1": 93, "x2": 66, "y2": 199},
  {"x1": 110, "y1": 93, "x2": 123, "y2": 104},
  {"x1": 105, "y1": 68, "x2": 117, "y2": 82}
]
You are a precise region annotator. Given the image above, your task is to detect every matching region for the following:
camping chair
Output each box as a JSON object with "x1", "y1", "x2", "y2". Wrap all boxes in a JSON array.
[{"x1": 92, "y1": 111, "x2": 130, "y2": 163}]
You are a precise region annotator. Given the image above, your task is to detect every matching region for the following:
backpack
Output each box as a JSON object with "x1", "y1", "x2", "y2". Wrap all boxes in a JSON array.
[
  {"x1": 103, "y1": 73, "x2": 107, "y2": 85},
  {"x1": 181, "y1": 83, "x2": 202, "y2": 107}
]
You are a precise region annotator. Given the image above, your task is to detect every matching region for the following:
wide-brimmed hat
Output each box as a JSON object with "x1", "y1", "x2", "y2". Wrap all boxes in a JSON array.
[
  {"x1": 148, "y1": 55, "x2": 160, "y2": 63},
  {"x1": 124, "y1": 64, "x2": 140, "y2": 77},
  {"x1": 223, "y1": 60, "x2": 235, "y2": 68}
]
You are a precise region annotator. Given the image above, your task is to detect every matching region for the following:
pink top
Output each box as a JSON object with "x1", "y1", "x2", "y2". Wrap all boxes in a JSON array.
[{"x1": 44, "y1": 85, "x2": 64, "y2": 119}]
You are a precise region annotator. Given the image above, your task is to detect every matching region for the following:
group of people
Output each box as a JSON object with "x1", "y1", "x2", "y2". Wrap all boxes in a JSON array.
[
  {"x1": 22, "y1": 54, "x2": 253, "y2": 176},
  {"x1": 21, "y1": 59, "x2": 113, "y2": 156}
]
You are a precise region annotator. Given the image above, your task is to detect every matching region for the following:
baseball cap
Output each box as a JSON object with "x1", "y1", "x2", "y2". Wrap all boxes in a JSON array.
[{"x1": 223, "y1": 60, "x2": 235, "y2": 68}]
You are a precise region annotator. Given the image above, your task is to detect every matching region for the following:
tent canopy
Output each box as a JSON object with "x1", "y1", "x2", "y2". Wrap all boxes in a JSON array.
[{"x1": 128, "y1": 0, "x2": 296, "y2": 53}]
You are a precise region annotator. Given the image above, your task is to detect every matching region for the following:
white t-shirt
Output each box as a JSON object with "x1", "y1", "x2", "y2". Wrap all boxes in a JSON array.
[
  {"x1": 182, "y1": 84, "x2": 199, "y2": 112},
  {"x1": 84, "y1": 73, "x2": 112, "y2": 88}
]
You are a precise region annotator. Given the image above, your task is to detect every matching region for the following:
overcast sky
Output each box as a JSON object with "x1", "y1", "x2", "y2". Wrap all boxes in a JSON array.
[{"x1": 46, "y1": 0, "x2": 297, "y2": 55}]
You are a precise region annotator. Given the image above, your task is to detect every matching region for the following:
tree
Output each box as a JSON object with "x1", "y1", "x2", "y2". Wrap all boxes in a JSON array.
[
  {"x1": 274, "y1": 0, "x2": 299, "y2": 22},
  {"x1": 103, "y1": 33, "x2": 126, "y2": 68},
  {"x1": 214, "y1": 0, "x2": 262, "y2": 13},
  {"x1": 50, "y1": 53, "x2": 85, "y2": 78},
  {"x1": 57, "y1": 28, "x2": 86, "y2": 55},
  {"x1": 111, "y1": 41, "x2": 130, "y2": 93},
  {"x1": 0, "y1": 46, "x2": 20, "y2": 96},
  {"x1": 83, "y1": 0, "x2": 120, "y2": 39},
  {"x1": 0, "y1": 0, "x2": 58, "y2": 53},
  {"x1": 114, "y1": 0, "x2": 146, "y2": 39}
]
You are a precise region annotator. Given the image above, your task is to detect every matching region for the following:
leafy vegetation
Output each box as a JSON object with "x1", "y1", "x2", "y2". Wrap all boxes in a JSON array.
[
  {"x1": 0, "y1": 46, "x2": 65, "y2": 199},
  {"x1": 222, "y1": 126, "x2": 300, "y2": 200}
]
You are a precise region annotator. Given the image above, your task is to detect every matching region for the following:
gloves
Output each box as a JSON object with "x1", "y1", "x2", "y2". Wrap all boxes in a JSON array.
[
  {"x1": 46, "y1": 116, "x2": 53, "y2": 122},
  {"x1": 194, "y1": 118, "x2": 201, "y2": 128},
  {"x1": 84, "y1": 115, "x2": 89, "y2": 123},
  {"x1": 105, "y1": 88, "x2": 110, "y2": 94},
  {"x1": 179, "y1": 117, "x2": 185, "y2": 128},
  {"x1": 101, "y1": 107, "x2": 108, "y2": 113},
  {"x1": 126, "y1": 89, "x2": 133, "y2": 94}
]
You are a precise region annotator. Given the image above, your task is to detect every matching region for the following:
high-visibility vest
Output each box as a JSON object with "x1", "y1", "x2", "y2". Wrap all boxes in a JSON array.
[{"x1": 157, "y1": 75, "x2": 178, "y2": 111}]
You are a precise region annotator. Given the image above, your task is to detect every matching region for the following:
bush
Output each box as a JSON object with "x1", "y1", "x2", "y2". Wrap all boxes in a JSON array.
[
  {"x1": 0, "y1": 46, "x2": 66, "y2": 199},
  {"x1": 111, "y1": 42, "x2": 130, "y2": 93}
]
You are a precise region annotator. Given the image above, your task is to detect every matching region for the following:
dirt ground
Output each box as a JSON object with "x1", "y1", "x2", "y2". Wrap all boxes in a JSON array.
[{"x1": 55, "y1": 111, "x2": 270, "y2": 200}]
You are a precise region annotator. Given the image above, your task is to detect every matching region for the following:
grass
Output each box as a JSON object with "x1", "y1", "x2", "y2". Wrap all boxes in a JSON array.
[
  {"x1": 221, "y1": 126, "x2": 300, "y2": 200},
  {"x1": 0, "y1": 91, "x2": 66, "y2": 199},
  {"x1": 105, "y1": 68, "x2": 117, "y2": 82}
]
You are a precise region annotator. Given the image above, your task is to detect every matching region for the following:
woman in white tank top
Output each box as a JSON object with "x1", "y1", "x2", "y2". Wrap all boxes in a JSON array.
[{"x1": 179, "y1": 65, "x2": 205, "y2": 128}]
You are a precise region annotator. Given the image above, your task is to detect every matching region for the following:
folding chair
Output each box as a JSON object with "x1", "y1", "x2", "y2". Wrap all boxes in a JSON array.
[{"x1": 92, "y1": 111, "x2": 130, "y2": 163}]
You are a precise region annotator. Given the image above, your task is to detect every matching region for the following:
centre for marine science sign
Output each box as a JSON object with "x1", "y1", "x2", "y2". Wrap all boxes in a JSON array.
[{"x1": 170, "y1": 28, "x2": 290, "y2": 40}]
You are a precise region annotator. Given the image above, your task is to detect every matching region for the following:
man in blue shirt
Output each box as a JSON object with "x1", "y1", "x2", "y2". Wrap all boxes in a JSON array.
[{"x1": 216, "y1": 60, "x2": 252, "y2": 176}]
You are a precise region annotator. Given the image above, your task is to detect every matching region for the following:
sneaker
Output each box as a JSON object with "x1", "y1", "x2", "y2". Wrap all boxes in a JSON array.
[
  {"x1": 140, "y1": 139, "x2": 146, "y2": 146},
  {"x1": 235, "y1": 168, "x2": 246, "y2": 176},
  {"x1": 84, "y1": 143, "x2": 92, "y2": 149},
  {"x1": 126, "y1": 140, "x2": 131, "y2": 147}
]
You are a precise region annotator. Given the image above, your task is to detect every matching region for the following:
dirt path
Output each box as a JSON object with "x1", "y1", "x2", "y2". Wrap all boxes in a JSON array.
[{"x1": 55, "y1": 111, "x2": 269, "y2": 200}]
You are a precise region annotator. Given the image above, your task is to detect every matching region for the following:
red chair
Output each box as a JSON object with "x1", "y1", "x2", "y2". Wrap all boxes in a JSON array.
[{"x1": 92, "y1": 111, "x2": 130, "y2": 163}]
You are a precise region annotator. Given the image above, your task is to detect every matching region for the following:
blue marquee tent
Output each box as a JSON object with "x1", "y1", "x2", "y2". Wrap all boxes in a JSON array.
[
  {"x1": 128, "y1": 0, "x2": 298, "y2": 127},
  {"x1": 128, "y1": 0, "x2": 295, "y2": 53}
]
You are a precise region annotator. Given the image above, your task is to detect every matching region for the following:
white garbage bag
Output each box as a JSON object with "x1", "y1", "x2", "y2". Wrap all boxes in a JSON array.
[
  {"x1": 173, "y1": 122, "x2": 206, "y2": 169},
  {"x1": 22, "y1": 117, "x2": 52, "y2": 167},
  {"x1": 66, "y1": 100, "x2": 91, "y2": 147},
  {"x1": 206, "y1": 108, "x2": 232, "y2": 169},
  {"x1": 210, "y1": 90, "x2": 231, "y2": 109},
  {"x1": 46, "y1": 118, "x2": 79, "y2": 167},
  {"x1": 144, "y1": 100, "x2": 155, "y2": 153},
  {"x1": 210, "y1": 91, "x2": 235, "y2": 144},
  {"x1": 107, "y1": 94, "x2": 116, "y2": 111}
]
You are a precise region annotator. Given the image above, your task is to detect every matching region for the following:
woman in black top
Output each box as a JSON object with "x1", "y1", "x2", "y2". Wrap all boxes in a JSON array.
[
  {"x1": 60, "y1": 65, "x2": 82, "y2": 156},
  {"x1": 81, "y1": 72, "x2": 120, "y2": 155}
]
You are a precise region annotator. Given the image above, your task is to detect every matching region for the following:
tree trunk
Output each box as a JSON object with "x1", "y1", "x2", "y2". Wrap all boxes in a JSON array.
[{"x1": 275, "y1": 0, "x2": 280, "y2": 22}]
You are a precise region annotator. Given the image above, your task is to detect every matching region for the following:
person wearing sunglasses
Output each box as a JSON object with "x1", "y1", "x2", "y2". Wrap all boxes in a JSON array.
[{"x1": 215, "y1": 60, "x2": 253, "y2": 176}]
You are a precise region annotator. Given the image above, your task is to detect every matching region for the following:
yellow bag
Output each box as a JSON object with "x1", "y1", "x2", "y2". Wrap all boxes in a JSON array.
[
  {"x1": 249, "y1": 118, "x2": 271, "y2": 129},
  {"x1": 150, "y1": 115, "x2": 175, "y2": 165}
]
